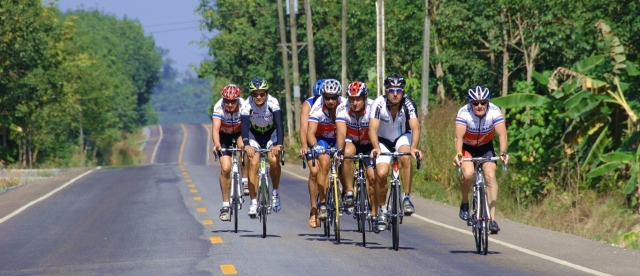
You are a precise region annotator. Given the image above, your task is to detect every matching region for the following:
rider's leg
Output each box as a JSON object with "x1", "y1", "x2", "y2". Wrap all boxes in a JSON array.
[
  {"x1": 342, "y1": 142, "x2": 356, "y2": 195},
  {"x1": 236, "y1": 136, "x2": 249, "y2": 192},
  {"x1": 247, "y1": 145, "x2": 260, "y2": 201},
  {"x1": 460, "y1": 162, "x2": 475, "y2": 204},
  {"x1": 219, "y1": 155, "x2": 232, "y2": 204},
  {"x1": 308, "y1": 157, "x2": 320, "y2": 207},
  {"x1": 483, "y1": 162, "x2": 498, "y2": 220},
  {"x1": 267, "y1": 146, "x2": 281, "y2": 190},
  {"x1": 373, "y1": 163, "x2": 390, "y2": 217},
  {"x1": 397, "y1": 144, "x2": 413, "y2": 195},
  {"x1": 316, "y1": 154, "x2": 331, "y2": 203}
]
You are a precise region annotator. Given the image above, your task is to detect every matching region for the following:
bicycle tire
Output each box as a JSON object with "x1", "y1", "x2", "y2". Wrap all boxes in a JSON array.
[
  {"x1": 232, "y1": 172, "x2": 239, "y2": 233},
  {"x1": 260, "y1": 178, "x2": 268, "y2": 238},
  {"x1": 333, "y1": 176, "x2": 341, "y2": 243},
  {"x1": 391, "y1": 184, "x2": 400, "y2": 251},
  {"x1": 480, "y1": 187, "x2": 489, "y2": 255},
  {"x1": 358, "y1": 178, "x2": 367, "y2": 247},
  {"x1": 325, "y1": 180, "x2": 334, "y2": 239},
  {"x1": 472, "y1": 192, "x2": 481, "y2": 254}
]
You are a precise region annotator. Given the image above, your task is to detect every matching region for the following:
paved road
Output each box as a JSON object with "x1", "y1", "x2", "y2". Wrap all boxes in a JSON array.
[{"x1": 0, "y1": 124, "x2": 637, "y2": 275}]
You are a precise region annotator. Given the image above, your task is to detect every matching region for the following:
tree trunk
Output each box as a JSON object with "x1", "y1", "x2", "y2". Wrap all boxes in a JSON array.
[
  {"x1": 1, "y1": 124, "x2": 6, "y2": 147},
  {"x1": 420, "y1": 0, "x2": 430, "y2": 117},
  {"x1": 501, "y1": 9, "x2": 509, "y2": 114},
  {"x1": 433, "y1": 40, "x2": 445, "y2": 102},
  {"x1": 341, "y1": 0, "x2": 347, "y2": 96}
]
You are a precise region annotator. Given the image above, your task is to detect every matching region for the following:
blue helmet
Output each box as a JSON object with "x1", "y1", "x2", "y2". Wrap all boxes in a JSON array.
[
  {"x1": 467, "y1": 86, "x2": 490, "y2": 101},
  {"x1": 312, "y1": 79, "x2": 326, "y2": 97}
]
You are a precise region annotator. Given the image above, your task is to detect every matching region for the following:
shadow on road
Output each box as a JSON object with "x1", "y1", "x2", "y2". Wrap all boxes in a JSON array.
[
  {"x1": 211, "y1": 229, "x2": 253, "y2": 233},
  {"x1": 239, "y1": 234, "x2": 283, "y2": 238},
  {"x1": 450, "y1": 250, "x2": 501, "y2": 255}
]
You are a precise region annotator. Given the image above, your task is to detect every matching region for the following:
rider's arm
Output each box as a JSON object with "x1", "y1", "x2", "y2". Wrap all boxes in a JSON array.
[
  {"x1": 495, "y1": 122, "x2": 508, "y2": 155},
  {"x1": 454, "y1": 124, "x2": 466, "y2": 155},
  {"x1": 408, "y1": 118, "x2": 420, "y2": 149},
  {"x1": 368, "y1": 118, "x2": 381, "y2": 150},
  {"x1": 241, "y1": 114, "x2": 251, "y2": 146},
  {"x1": 299, "y1": 102, "x2": 311, "y2": 148},
  {"x1": 212, "y1": 118, "x2": 222, "y2": 147},
  {"x1": 336, "y1": 122, "x2": 347, "y2": 151},
  {"x1": 273, "y1": 110, "x2": 284, "y2": 146},
  {"x1": 307, "y1": 121, "x2": 319, "y2": 147}
]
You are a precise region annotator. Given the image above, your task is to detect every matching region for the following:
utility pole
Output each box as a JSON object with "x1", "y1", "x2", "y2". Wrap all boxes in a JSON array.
[
  {"x1": 277, "y1": 0, "x2": 293, "y2": 141},
  {"x1": 305, "y1": 0, "x2": 316, "y2": 91},
  {"x1": 376, "y1": 0, "x2": 385, "y2": 97},
  {"x1": 289, "y1": 0, "x2": 301, "y2": 131},
  {"x1": 341, "y1": 0, "x2": 347, "y2": 96},
  {"x1": 421, "y1": 0, "x2": 430, "y2": 117}
]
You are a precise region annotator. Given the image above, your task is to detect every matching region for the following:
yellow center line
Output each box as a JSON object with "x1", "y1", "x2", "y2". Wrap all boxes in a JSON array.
[
  {"x1": 179, "y1": 123, "x2": 187, "y2": 163},
  {"x1": 203, "y1": 220, "x2": 213, "y2": 225},
  {"x1": 193, "y1": 197, "x2": 201, "y2": 201},
  {"x1": 190, "y1": 189, "x2": 198, "y2": 193},
  {"x1": 220, "y1": 264, "x2": 237, "y2": 274},
  {"x1": 209, "y1": 236, "x2": 223, "y2": 244},
  {"x1": 188, "y1": 184, "x2": 195, "y2": 188},
  {"x1": 185, "y1": 179, "x2": 193, "y2": 183},
  {"x1": 197, "y1": 208, "x2": 206, "y2": 213}
]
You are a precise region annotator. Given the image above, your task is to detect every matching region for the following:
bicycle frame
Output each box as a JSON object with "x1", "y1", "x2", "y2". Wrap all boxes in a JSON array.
[
  {"x1": 326, "y1": 147, "x2": 341, "y2": 242},
  {"x1": 255, "y1": 148, "x2": 271, "y2": 239},
  {"x1": 343, "y1": 153, "x2": 371, "y2": 247},
  {"x1": 215, "y1": 144, "x2": 244, "y2": 233}
]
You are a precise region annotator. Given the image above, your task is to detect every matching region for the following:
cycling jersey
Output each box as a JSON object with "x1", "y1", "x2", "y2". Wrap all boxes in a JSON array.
[
  {"x1": 304, "y1": 96, "x2": 319, "y2": 109},
  {"x1": 455, "y1": 102, "x2": 504, "y2": 147},
  {"x1": 308, "y1": 96, "x2": 346, "y2": 139},
  {"x1": 336, "y1": 99, "x2": 374, "y2": 145},
  {"x1": 212, "y1": 98, "x2": 244, "y2": 134},
  {"x1": 241, "y1": 95, "x2": 284, "y2": 146},
  {"x1": 370, "y1": 95, "x2": 418, "y2": 142}
]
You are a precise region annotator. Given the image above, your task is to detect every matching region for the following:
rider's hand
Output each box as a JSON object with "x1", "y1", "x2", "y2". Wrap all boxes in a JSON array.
[
  {"x1": 213, "y1": 144, "x2": 222, "y2": 153},
  {"x1": 453, "y1": 153, "x2": 463, "y2": 167},
  {"x1": 299, "y1": 147, "x2": 308, "y2": 159},
  {"x1": 410, "y1": 147, "x2": 422, "y2": 160},
  {"x1": 370, "y1": 148, "x2": 381, "y2": 160},
  {"x1": 335, "y1": 149, "x2": 344, "y2": 161},
  {"x1": 244, "y1": 145, "x2": 256, "y2": 157},
  {"x1": 500, "y1": 152, "x2": 509, "y2": 166},
  {"x1": 271, "y1": 145, "x2": 282, "y2": 157}
]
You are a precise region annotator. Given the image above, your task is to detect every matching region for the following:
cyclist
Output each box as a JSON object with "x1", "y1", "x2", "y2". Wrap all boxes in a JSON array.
[
  {"x1": 240, "y1": 78, "x2": 285, "y2": 217},
  {"x1": 307, "y1": 78, "x2": 347, "y2": 221},
  {"x1": 212, "y1": 84, "x2": 248, "y2": 221},
  {"x1": 369, "y1": 73, "x2": 422, "y2": 232},
  {"x1": 453, "y1": 85, "x2": 509, "y2": 234},
  {"x1": 300, "y1": 79, "x2": 325, "y2": 228},
  {"x1": 335, "y1": 81, "x2": 376, "y2": 217}
]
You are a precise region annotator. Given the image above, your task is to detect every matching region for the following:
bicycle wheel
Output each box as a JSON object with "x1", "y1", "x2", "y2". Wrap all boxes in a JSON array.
[
  {"x1": 469, "y1": 192, "x2": 482, "y2": 254},
  {"x1": 260, "y1": 178, "x2": 268, "y2": 238},
  {"x1": 333, "y1": 177, "x2": 341, "y2": 243},
  {"x1": 232, "y1": 172, "x2": 240, "y2": 233},
  {"x1": 325, "y1": 180, "x2": 334, "y2": 238},
  {"x1": 357, "y1": 178, "x2": 367, "y2": 247},
  {"x1": 480, "y1": 188, "x2": 489, "y2": 255},
  {"x1": 391, "y1": 184, "x2": 400, "y2": 251}
]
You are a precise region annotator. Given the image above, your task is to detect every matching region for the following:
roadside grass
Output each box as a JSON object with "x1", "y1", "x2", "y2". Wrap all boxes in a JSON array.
[
  {"x1": 0, "y1": 171, "x2": 22, "y2": 191},
  {"x1": 109, "y1": 129, "x2": 146, "y2": 166},
  {"x1": 413, "y1": 100, "x2": 640, "y2": 250}
]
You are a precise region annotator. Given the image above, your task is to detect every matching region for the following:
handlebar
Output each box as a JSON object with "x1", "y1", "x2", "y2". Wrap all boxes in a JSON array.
[
  {"x1": 343, "y1": 153, "x2": 375, "y2": 168},
  {"x1": 372, "y1": 151, "x2": 422, "y2": 170},
  {"x1": 456, "y1": 156, "x2": 507, "y2": 175},
  {"x1": 214, "y1": 147, "x2": 243, "y2": 162}
]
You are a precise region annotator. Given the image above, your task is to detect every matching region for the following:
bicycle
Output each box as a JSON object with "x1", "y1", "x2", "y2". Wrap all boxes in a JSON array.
[
  {"x1": 253, "y1": 147, "x2": 285, "y2": 238},
  {"x1": 214, "y1": 141, "x2": 244, "y2": 233},
  {"x1": 343, "y1": 153, "x2": 373, "y2": 247},
  {"x1": 458, "y1": 156, "x2": 506, "y2": 255},
  {"x1": 374, "y1": 151, "x2": 421, "y2": 251}
]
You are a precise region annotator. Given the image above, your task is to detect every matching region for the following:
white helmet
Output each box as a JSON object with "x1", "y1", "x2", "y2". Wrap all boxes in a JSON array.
[
  {"x1": 322, "y1": 79, "x2": 342, "y2": 95},
  {"x1": 467, "y1": 86, "x2": 490, "y2": 101}
]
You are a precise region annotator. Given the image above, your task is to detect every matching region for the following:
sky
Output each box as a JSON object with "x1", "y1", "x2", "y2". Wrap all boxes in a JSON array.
[{"x1": 56, "y1": 0, "x2": 213, "y2": 75}]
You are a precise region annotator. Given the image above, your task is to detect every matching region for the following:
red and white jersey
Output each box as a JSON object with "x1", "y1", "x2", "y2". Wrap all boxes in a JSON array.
[
  {"x1": 212, "y1": 98, "x2": 245, "y2": 134},
  {"x1": 455, "y1": 103, "x2": 505, "y2": 147},
  {"x1": 336, "y1": 99, "x2": 374, "y2": 145},
  {"x1": 308, "y1": 96, "x2": 346, "y2": 139}
]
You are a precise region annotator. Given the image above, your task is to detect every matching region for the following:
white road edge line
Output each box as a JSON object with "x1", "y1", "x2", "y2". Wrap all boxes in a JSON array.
[
  {"x1": 0, "y1": 167, "x2": 101, "y2": 225},
  {"x1": 203, "y1": 124, "x2": 210, "y2": 166},
  {"x1": 282, "y1": 168, "x2": 610, "y2": 276},
  {"x1": 151, "y1": 125, "x2": 163, "y2": 164}
]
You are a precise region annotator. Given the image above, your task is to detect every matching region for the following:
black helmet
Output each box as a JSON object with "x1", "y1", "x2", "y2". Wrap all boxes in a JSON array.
[{"x1": 384, "y1": 73, "x2": 406, "y2": 88}]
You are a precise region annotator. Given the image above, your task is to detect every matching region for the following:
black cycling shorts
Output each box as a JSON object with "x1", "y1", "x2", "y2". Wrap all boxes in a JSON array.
[
  {"x1": 462, "y1": 142, "x2": 496, "y2": 163},
  {"x1": 220, "y1": 132, "x2": 241, "y2": 157},
  {"x1": 350, "y1": 143, "x2": 374, "y2": 168}
]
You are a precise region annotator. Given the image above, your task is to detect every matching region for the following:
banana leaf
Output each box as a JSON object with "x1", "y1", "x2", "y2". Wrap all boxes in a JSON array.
[
  {"x1": 587, "y1": 161, "x2": 621, "y2": 178},
  {"x1": 490, "y1": 94, "x2": 551, "y2": 109},
  {"x1": 581, "y1": 126, "x2": 610, "y2": 171},
  {"x1": 600, "y1": 151, "x2": 634, "y2": 163}
]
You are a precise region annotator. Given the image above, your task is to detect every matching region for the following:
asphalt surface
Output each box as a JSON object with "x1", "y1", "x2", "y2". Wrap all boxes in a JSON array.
[{"x1": 0, "y1": 123, "x2": 637, "y2": 275}]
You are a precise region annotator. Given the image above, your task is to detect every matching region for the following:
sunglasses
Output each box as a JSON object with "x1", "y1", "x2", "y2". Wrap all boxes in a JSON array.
[
  {"x1": 251, "y1": 92, "x2": 267, "y2": 98},
  {"x1": 386, "y1": 88, "x2": 404, "y2": 94},
  {"x1": 223, "y1": 99, "x2": 237, "y2": 105},
  {"x1": 471, "y1": 101, "x2": 488, "y2": 106},
  {"x1": 323, "y1": 96, "x2": 339, "y2": 101}
]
